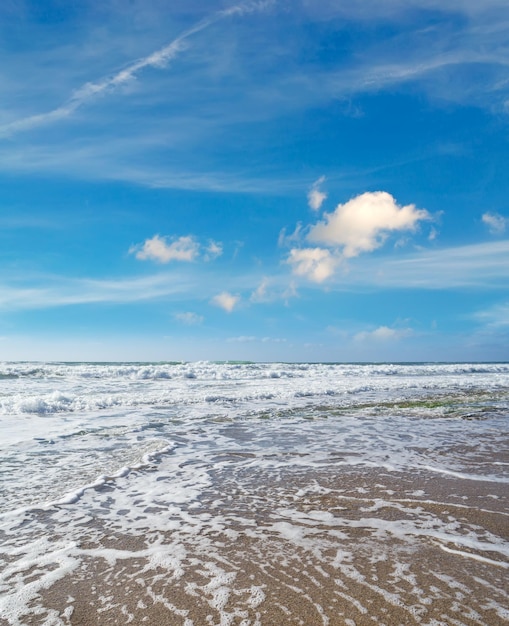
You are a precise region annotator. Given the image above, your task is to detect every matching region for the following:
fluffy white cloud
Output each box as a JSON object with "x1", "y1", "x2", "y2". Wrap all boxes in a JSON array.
[
  {"x1": 354, "y1": 326, "x2": 412, "y2": 342},
  {"x1": 308, "y1": 191, "x2": 430, "y2": 258},
  {"x1": 131, "y1": 235, "x2": 224, "y2": 263},
  {"x1": 174, "y1": 312, "x2": 204, "y2": 325},
  {"x1": 131, "y1": 235, "x2": 199, "y2": 263},
  {"x1": 287, "y1": 191, "x2": 431, "y2": 283},
  {"x1": 307, "y1": 176, "x2": 327, "y2": 211},
  {"x1": 286, "y1": 247, "x2": 338, "y2": 283},
  {"x1": 482, "y1": 212, "x2": 507, "y2": 235},
  {"x1": 211, "y1": 291, "x2": 239, "y2": 312}
]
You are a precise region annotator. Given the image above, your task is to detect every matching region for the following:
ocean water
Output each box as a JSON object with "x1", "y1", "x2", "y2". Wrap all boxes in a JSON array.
[{"x1": 1, "y1": 361, "x2": 508, "y2": 625}]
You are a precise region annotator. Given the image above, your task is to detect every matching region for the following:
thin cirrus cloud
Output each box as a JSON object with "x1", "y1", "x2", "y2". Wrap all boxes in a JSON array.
[
  {"x1": 0, "y1": 273, "x2": 194, "y2": 312},
  {"x1": 473, "y1": 302, "x2": 509, "y2": 328},
  {"x1": 130, "y1": 235, "x2": 222, "y2": 264},
  {"x1": 0, "y1": 1, "x2": 507, "y2": 200},
  {"x1": 0, "y1": 1, "x2": 271, "y2": 138},
  {"x1": 287, "y1": 191, "x2": 431, "y2": 282},
  {"x1": 348, "y1": 239, "x2": 509, "y2": 289}
]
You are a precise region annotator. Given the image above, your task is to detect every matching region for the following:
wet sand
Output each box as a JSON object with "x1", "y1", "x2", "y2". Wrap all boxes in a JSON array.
[{"x1": 4, "y1": 465, "x2": 508, "y2": 626}]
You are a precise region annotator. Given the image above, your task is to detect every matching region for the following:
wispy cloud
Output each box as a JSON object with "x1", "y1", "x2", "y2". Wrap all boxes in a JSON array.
[
  {"x1": 278, "y1": 223, "x2": 303, "y2": 248},
  {"x1": 175, "y1": 311, "x2": 204, "y2": 325},
  {"x1": 0, "y1": 140, "x2": 302, "y2": 194},
  {"x1": 203, "y1": 240, "x2": 223, "y2": 261},
  {"x1": 482, "y1": 211, "x2": 507, "y2": 235},
  {"x1": 1, "y1": 1, "x2": 507, "y2": 194},
  {"x1": 285, "y1": 239, "x2": 509, "y2": 291},
  {"x1": 249, "y1": 276, "x2": 298, "y2": 303},
  {"x1": 1, "y1": 238, "x2": 508, "y2": 316},
  {"x1": 473, "y1": 301, "x2": 509, "y2": 327},
  {"x1": 307, "y1": 176, "x2": 327, "y2": 211},
  {"x1": 0, "y1": 273, "x2": 195, "y2": 312},
  {"x1": 0, "y1": 1, "x2": 272, "y2": 137},
  {"x1": 301, "y1": 0, "x2": 509, "y2": 21},
  {"x1": 342, "y1": 239, "x2": 509, "y2": 289},
  {"x1": 250, "y1": 277, "x2": 270, "y2": 302}
]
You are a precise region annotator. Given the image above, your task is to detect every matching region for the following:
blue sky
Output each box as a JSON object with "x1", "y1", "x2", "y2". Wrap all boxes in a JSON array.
[{"x1": 1, "y1": 0, "x2": 508, "y2": 362}]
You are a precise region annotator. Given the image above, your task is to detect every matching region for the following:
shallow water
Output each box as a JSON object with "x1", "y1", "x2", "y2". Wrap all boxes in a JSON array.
[{"x1": 0, "y1": 362, "x2": 508, "y2": 624}]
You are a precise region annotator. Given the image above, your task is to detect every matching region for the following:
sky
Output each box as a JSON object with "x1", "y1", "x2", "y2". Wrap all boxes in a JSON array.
[{"x1": 1, "y1": 0, "x2": 509, "y2": 362}]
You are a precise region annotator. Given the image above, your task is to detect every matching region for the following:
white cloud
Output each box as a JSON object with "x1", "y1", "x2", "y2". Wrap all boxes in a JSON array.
[
  {"x1": 175, "y1": 312, "x2": 204, "y2": 325},
  {"x1": 211, "y1": 291, "x2": 240, "y2": 312},
  {"x1": 131, "y1": 235, "x2": 200, "y2": 263},
  {"x1": 308, "y1": 191, "x2": 430, "y2": 258},
  {"x1": 308, "y1": 189, "x2": 327, "y2": 212},
  {"x1": 307, "y1": 176, "x2": 327, "y2": 211},
  {"x1": 2, "y1": 238, "x2": 508, "y2": 318},
  {"x1": 204, "y1": 240, "x2": 223, "y2": 261},
  {"x1": 482, "y1": 212, "x2": 507, "y2": 235},
  {"x1": 286, "y1": 247, "x2": 338, "y2": 283},
  {"x1": 287, "y1": 191, "x2": 431, "y2": 283},
  {"x1": 354, "y1": 326, "x2": 412, "y2": 342}
]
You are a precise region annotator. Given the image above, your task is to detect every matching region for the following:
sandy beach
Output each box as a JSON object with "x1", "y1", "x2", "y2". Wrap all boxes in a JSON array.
[{"x1": 4, "y1": 464, "x2": 508, "y2": 625}]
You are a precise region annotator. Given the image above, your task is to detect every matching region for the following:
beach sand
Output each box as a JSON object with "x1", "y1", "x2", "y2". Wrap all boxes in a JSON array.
[{"x1": 6, "y1": 465, "x2": 508, "y2": 626}]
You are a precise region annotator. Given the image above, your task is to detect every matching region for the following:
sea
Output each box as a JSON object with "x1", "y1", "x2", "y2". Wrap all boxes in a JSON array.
[{"x1": 0, "y1": 361, "x2": 508, "y2": 625}]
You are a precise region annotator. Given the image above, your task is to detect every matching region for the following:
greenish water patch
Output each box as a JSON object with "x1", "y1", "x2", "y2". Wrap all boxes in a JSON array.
[{"x1": 313, "y1": 390, "x2": 509, "y2": 420}]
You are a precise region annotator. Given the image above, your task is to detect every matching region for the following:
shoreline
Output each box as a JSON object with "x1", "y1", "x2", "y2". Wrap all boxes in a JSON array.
[{"x1": 2, "y1": 465, "x2": 508, "y2": 625}]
